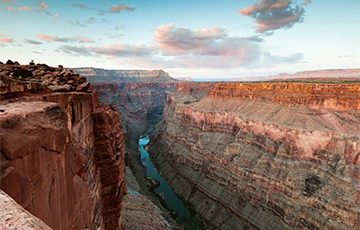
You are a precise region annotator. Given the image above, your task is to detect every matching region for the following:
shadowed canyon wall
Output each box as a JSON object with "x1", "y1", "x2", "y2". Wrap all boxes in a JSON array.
[
  {"x1": 148, "y1": 82, "x2": 360, "y2": 229},
  {"x1": 0, "y1": 64, "x2": 126, "y2": 230}
]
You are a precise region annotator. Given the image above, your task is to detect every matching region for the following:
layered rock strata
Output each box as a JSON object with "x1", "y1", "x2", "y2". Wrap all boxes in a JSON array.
[
  {"x1": 235, "y1": 68, "x2": 360, "y2": 81},
  {"x1": 72, "y1": 67, "x2": 178, "y2": 83},
  {"x1": 0, "y1": 64, "x2": 126, "y2": 230},
  {"x1": 148, "y1": 82, "x2": 360, "y2": 229}
]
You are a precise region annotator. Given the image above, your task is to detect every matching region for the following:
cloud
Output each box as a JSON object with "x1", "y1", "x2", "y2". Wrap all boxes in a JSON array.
[
  {"x1": 243, "y1": 35, "x2": 264, "y2": 42},
  {"x1": 38, "y1": 34, "x2": 70, "y2": 42},
  {"x1": 51, "y1": 13, "x2": 58, "y2": 23},
  {"x1": 37, "y1": 34, "x2": 94, "y2": 43},
  {"x1": 262, "y1": 52, "x2": 303, "y2": 67},
  {"x1": 55, "y1": 23, "x2": 302, "y2": 69},
  {"x1": 152, "y1": 23, "x2": 259, "y2": 59},
  {"x1": 88, "y1": 43, "x2": 152, "y2": 57},
  {"x1": 108, "y1": 4, "x2": 135, "y2": 13},
  {"x1": 36, "y1": 1, "x2": 51, "y2": 16},
  {"x1": 68, "y1": 17, "x2": 95, "y2": 27},
  {"x1": 237, "y1": 0, "x2": 311, "y2": 33},
  {"x1": 72, "y1": 36, "x2": 94, "y2": 43},
  {"x1": 57, "y1": 43, "x2": 153, "y2": 58},
  {"x1": 0, "y1": 34, "x2": 14, "y2": 43},
  {"x1": 109, "y1": 34, "x2": 124, "y2": 39},
  {"x1": 18, "y1": 6, "x2": 33, "y2": 11},
  {"x1": 1, "y1": 0, "x2": 16, "y2": 2},
  {"x1": 57, "y1": 45, "x2": 92, "y2": 56},
  {"x1": 23, "y1": 39, "x2": 42, "y2": 45},
  {"x1": 6, "y1": 6, "x2": 16, "y2": 14},
  {"x1": 33, "y1": 51, "x2": 43, "y2": 54},
  {"x1": 70, "y1": 2, "x2": 89, "y2": 10},
  {"x1": 114, "y1": 24, "x2": 124, "y2": 30}
]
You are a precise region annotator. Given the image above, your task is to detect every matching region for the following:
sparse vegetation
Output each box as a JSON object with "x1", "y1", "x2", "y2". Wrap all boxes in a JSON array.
[
  {"x1": 29, "y1": 60, "x2": 35, "y2": 65},
  {"x1": 36, "y1": 63, "x2": 49, "y2": 67},
  {"x1": 6, "y1": 59, "x2": 14, "y2": 65},
  {"x1": 58, "y1": 64, "x2": 63, "y2": 68},
  {"x1": 11, "y1": 68, "x2": 34, "y2": 81}
]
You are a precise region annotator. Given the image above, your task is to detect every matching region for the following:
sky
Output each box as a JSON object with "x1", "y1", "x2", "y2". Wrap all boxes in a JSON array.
[{"x1": 0, "y1": 0, "x2": 359, "y2": 80}]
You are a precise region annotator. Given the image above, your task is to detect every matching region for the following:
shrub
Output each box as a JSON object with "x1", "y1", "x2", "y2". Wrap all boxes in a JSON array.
[{"x1": 6, "y1": 59, "x2": 14, "y2": 65}]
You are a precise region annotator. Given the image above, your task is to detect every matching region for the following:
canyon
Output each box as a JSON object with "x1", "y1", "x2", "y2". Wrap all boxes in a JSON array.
[
  {"x1": 1, "y1": 64, "x2": 360, "y2": 230},
  {"x1": 148, "y1": 82, "x2": 360, "y2": 229}
]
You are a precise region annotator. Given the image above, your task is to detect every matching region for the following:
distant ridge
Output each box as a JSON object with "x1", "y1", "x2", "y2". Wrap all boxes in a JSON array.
[
  {"x1": 233, "y1": 68, "x2": 360, "y2": 82},
  {"x1": 72, "y1": 67, "x2": 179, "y2": 83}
]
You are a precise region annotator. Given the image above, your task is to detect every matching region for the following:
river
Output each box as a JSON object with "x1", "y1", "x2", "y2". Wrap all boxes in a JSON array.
[{"x1": 139, "y1": 136, "x2": 205, "y2": 230}]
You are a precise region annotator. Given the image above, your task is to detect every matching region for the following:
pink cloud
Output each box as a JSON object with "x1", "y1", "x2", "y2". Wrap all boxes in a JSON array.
[
  {"x1": 238, "y1": 0, "x2": 311, "y2": 34},
  {"x1": 72, "y1": 36, "x2": 94, "y2": 43},
  {"x1": 152, "y1": 23, "x2": 260, "y2": 59},
  {"x1": 51, "y1": 13, "x2": 58, "y2": 23},
  {"x1": 37, "y1": 34, "x2": 94, "y2": 43},
  {"x1": 6, "y1": 6, "x2": 16, "y2": 14},
  {"x1": 18, "y1": 6, "x2": 33, "y2": 11},
  {"x1": 38, "y1": 34, "x2": 70, "y2": 42},
  {"x1": 0, "y1": 34, "x2": 14, "y2": 43}
]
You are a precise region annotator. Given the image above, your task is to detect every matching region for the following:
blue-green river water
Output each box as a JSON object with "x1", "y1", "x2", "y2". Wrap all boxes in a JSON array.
[{"x1": 139, "y1": 136, "x2": 205, "y2": 229}]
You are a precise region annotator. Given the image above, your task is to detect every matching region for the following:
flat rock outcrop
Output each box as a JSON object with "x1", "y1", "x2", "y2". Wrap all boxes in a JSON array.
[
  {"x1": 0, "y1": 189, "x2": 51, "y2": 230},
  {"x1": 0, "y1": 63, "x2": 126, "y2": 230},
  {"x1": 148, "y1": 82, "x2": 360, "y2": 229}
]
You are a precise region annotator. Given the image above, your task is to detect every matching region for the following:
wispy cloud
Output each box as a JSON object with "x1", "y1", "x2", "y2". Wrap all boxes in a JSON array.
[
  {"x1": 50, "y1": 13, "x2": 58, "y2": 23},
  {"x1": 114, "y1": 24, "x2": 124, "y2": 30},
  {"x1": 109, "y1": 34, "x2": 124, "y2": 39},
  {"x1": 68, "y1": 17, "x2": 96, "y2": 27},
  {"x1": 72, "y1": 36, "x2": 94, "y2": 43},
  {"x1": 57, "y1": 43, "x2": 152, "y2": 58},
  {"x1": 6, "y1": 6, "x2": 16, "y2": 14},
  {"x1": 36, "y1": 1, "x2": 51, "y2": 16},
  {"x1": 0, "y1": 34, "x2": 14, "y2": 43},
  {"x1": 108, "y1": 4, "x2": 135, "y2": 13},
  {"x1": 243, "y1": 35, "x2": 264, "y2": 42},
  {"x1": 18, "y1": 6, "x2": 33, "y2": 11},
  {"x1": 70, "y1": 2, "x2": 90, "y2": 10},
  {"x1": 37, "y1": 34, "x2": 94, "y2": 43},
  {"x1": 1, "y1": 0, "x2": 16, "y2": 2},
  {"x1": 262, "y1": 52, "x2": 303, "y2": 67},
  {"x1": 238, "y1": 0, "x2": 311, "y2": 34},
  {"x1": 23, "y1": 39, "x2": 42, "y2": 45},
  {"x1": 38, "y1": 34, "x2": 71, "y2": 42},
  {"x1": 57, "y1": 45, "x2": 92, "y2": 56}
]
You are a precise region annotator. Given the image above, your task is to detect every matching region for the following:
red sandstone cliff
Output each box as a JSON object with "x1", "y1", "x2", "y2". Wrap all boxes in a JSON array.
[
  {"x1": 148, "y1": 82, "x2": 360, "y2": 229},
  {"x1": 0, "y1": 64, "x2": 126, "y2": 230}
]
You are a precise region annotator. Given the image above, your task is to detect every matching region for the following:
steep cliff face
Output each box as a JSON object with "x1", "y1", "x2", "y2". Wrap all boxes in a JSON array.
[
  {"x1": 91, "y1": 82, "x2": 177, "y2": 150},
  {"x1": 148, "y1": 82, "x2": 360, "y2": 229},
  {"x1": 0, "y1": 64, "x2": 126, "y2": 230}
]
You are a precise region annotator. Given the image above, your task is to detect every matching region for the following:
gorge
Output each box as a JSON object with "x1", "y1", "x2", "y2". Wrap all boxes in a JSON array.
[{"x1": 1, "y1": 64, "x2": 360, "y2": 230}]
